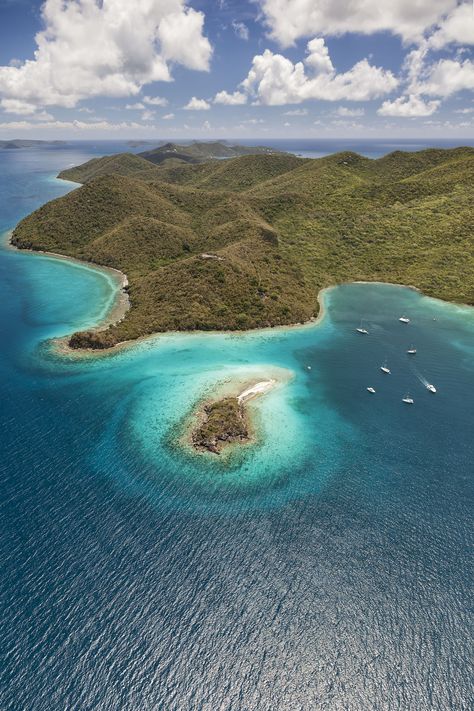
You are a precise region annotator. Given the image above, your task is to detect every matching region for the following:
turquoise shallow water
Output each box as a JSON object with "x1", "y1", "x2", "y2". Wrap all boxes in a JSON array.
[{"x1": 1, "y1": 143, "x2": 473, "y2": 710}]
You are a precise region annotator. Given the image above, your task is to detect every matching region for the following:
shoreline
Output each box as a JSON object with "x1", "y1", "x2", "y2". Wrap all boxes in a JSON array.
[
  {"x1": 4, "y1": 229, "x2": 131, "y2": 337},
  {"x1": 4, "y1": 228, "x2": 473, "y2": 359}
]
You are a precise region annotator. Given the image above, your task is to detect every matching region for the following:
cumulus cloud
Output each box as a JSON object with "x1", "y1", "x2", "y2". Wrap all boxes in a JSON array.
[
  {"x1": 143, "y1": 95, "x2": 168, "y2": 106},
  {"x1": 0, "y1": 0, "x2": 212, "y2": 111},
  {"x1": 284, "y1": 108, "x2": 308, "y2": 115},
  {"x1": 162, "y1": 112, "x2": 175, "y2": 119},
  {"x1": 0, "y1": 119, "x2": 151, "y2": 131},
  {"x1": 125, "y1": 102, "x2": 146, "y2": 110},
  {"x1": 428, "y1": 2, "x2": 474, "y2": 49},
  {"x1": 377, "y1": 94, "x2": 440, "y2": 117},
  {"x1": 214, "y1": 90, "x2": 247, "y2": 105},
  {"x1": 184, "y1": 96, "x2": 211, "y2": 110},
  {"x1": 141, "y1": 109, "x2": 155, "y2": 121},
  {"x1": 1, "y1": 98, "x2": 38, "y2": 115},
  {"x1": 232, "y1": 21, "x2": 249, "y2": 40},
  {"x1": 336, "y1": 106, "x2": 365, "y2": 117},
  {"x1": 240, "y1": 38, "x2": 398, "y2": 105},
  {"x1": 257, "y1": 0, "x2": 457, "y2": 46},
  {"x1": 417, "y1": 59, "x2": 474, "y2": 98}
]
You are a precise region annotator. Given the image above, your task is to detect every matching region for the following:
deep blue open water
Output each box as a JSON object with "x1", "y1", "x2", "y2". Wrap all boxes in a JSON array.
[{"x1": 0, "y1": 141, "x2": 473, "y2": 710}]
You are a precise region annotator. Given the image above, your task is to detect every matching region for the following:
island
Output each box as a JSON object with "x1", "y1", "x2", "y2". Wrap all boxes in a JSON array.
[
  {"x1": 11, "y1": 143, "x2": 474, "y2": 350},
  {"x1": 0, "y1": 139, "x2": 67, "y2": 149},
  {"x1": 190, "y1": 379, "x2": 277, "y2": 455}
]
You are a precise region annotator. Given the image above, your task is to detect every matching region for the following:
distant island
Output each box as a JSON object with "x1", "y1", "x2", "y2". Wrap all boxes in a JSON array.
[
  {"x1": 0, "y1": 139, "x2": 67, "y2": 149},
  {"x1": 11, "y1": 142, "x2": 474, "y2": 350}
]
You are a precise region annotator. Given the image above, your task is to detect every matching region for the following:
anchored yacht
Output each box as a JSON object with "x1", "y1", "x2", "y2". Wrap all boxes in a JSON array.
[
  {"x1": 402, "y1": 394, "x2": 414, "y2": 404},
  {"x1": 367, "y1": 387, "x2": 376, "y2": 393},
  {"x1": 407, "y1": 345, "x2": 417, "y2": 354},
  {"x1": 380, "y1": 363, "x2": 391, "y2": 374},
  {"x1": 399, "y1": 316, "x2": 410, "y2": 323},
  {"x1": 356, "y1": 327, "x2": 369, "y2": 334}
]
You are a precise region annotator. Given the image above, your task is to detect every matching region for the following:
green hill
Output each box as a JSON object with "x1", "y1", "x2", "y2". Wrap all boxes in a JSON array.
[
  {"x1": 12, "y1": 146, "x2": 474, "y2": 349},
  {"x1": 58, "y1": 142, "x2": 287, "y2": 184}
]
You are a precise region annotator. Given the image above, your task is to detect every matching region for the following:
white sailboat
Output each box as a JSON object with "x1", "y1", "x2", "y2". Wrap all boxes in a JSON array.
[
  {"x1": 399, "y1": 315, "x2": 410, "y2": 323},
  {"x1": 367, "y1": 387, "x2": 376, "y2": 393},
  {"x1": 402, "y1": 394, "x2": 414, "y2": 404},
  {"x1": 356, "y1": 319, "x2": 369, "y2": 334},
  {"x1": 380, "y1": 362, "x2": 391, "y2": 374},
  {"x1": 407, "y1": 345, "x2": 417, "y2": 354}
]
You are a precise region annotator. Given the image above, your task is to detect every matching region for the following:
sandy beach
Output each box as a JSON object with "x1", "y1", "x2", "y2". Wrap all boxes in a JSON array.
[{"x1": 237, "y1": 379, "x2": 277, "y2": 403}]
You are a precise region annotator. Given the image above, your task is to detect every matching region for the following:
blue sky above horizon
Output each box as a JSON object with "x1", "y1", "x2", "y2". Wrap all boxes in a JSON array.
[{"x1": 0, "y1": 0, "x2": 473, "y2": 139}]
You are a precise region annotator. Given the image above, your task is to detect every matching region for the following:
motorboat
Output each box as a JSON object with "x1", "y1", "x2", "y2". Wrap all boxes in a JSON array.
[
  {"x1": 367, "y1": 387, "x2": 376, "y2": 393},
  {"x1": 402, "y1": 394, "x2": 414, "y2": 404},
  {"x1": 380, "y1": 363, "x2": 391, "y2": 374},
  {"x1": 426, "y1": 383, "x2": 437, "y2": 393},
  {"x1": 399, "y1": 316, "x2": 410, "y2": 323},
  {"x1": 407, "y1": 345, "x2": 417, "y2": 354}
]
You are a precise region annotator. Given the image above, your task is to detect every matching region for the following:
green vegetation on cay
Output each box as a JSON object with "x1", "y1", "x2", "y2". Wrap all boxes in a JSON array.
[
  {"x1": 192, "y1": 397, "x2": 249, "y2": 454},
  {"x1": 11, "y1": 145, "x2": 474, "y2": 349}
]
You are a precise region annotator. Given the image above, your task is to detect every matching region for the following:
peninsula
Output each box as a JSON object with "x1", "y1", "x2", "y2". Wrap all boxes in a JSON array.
[{"x1": 11, "y1": 143, "x2": 474, "y2": 349}]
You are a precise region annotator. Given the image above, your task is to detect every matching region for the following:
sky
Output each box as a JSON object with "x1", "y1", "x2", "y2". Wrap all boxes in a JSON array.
[{"x1": 0, "y1": 0, "x2": 473, "y2": 139}]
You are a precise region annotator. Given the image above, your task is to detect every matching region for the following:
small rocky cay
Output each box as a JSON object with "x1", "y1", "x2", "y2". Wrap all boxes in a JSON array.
[{"x1": 192, "y1": 380, "x2": 277, "y2": 455}]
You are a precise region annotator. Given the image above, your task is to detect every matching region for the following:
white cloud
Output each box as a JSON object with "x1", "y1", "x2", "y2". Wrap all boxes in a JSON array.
[
  {"x1": 418, "y1": 59, "x2": 474, "y2": 98},
  {"x1": 283, "y1": 121, "x2": 291, "y2": 126},
  {"x1": 125, "y1": 102, "x2": 146, "y2": 110},
  {"x1": 257, "y1": 0, "x2": 457, "y2": 46},
  {"x1": 143, "y1": 95, "x2": 168, "y2": 106},
  {"x1": 158, "y1": 7, "x2": 212, "y2": 71},
  {"x1": 33, "y1": 110, "x2": 55, "y2": 121},
  {"x1": 202, "y1": 120, "x2": 211, "y2": 130},
  {"x1": 162, "y1": 112, "x2": 175, "y2": 119},
  {"x1": 454, "y1": 107, "x2": 474, "y2": 115},
  {"x1": 184, "y1": 96, "x2": 211, "y2": 110},
  {"x1": 284, "y1": 108, "x2": 308, "y2": 115},
  {"x1": 213, "y1": 90, "x2": 247, "y2": 105},
  {"x1": 0, "y1": 98, "x2": 38, "y2": 115},
  {"x1": 378, "y1": 94, "x2": 440, "y2": 117},
  {"x1": 240, "y1": 38, "x2": 398, "y2": 105},
  {"x1": 0, "y1": 119, "x2": 151, "y2": 132},
  {"x1": 141, "y1": 109, "x2": 155, "y2": 121},
  {"x1": 335, "y1": 106, "x2": 365, "y2": 117},
  {"x1": 332, "y1": 119, "x2": 364, "y2": 129},
  {"x1": 428, "y1": 3, "x2": 474, "y2": 49},
  {"x1": 232, "y1": 20, "x2": 249, "y2": 40},
  {"x1": 0, "y1": 0, "x2": 212, "y2": 111}
]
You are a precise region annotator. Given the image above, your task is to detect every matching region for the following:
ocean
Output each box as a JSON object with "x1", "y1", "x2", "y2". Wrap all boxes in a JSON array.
[{"x1": 0, "y1": 140, "x2": 473, "y2": 710}]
